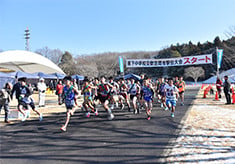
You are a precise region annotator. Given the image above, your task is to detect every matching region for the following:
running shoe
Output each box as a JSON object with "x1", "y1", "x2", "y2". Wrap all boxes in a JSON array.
[
  {"x1": 171, "y1": 113, "x2": 175, "y2": 118},
  {"x1": 86, "y1": 112, "x2": 91, "y2": 118},
  {"x1": 60, "y1": 126, "x2": 66, "y2": 132},
  {"x1": 70, "y1": 109, "x2": 75, "y2": 116},
  {"x1": 108, "y1": 113, "x2": 114, "y2": 120},
  {"x1": 94, "y1": 111, "x2": 99, "y2": 116},
  {"x1": 111, "y1": 104, "x2": 114, "y2": 110},
  {"x1": 26, "y1": 110, "x2": 30, "y2": 118},
  {"x1": 160, "y1": 103, "x2": 163, "y2": 108},
  {"x1": 121, "y1": 104, "x2": 125, "y2": 110},
  {"x1": 4, "y1": 120, "x2": 10, "y2": 123},
  {"x1": 21, "y1": 114, "x2": 27, "y2": 122},
  {"x1": 164, "y1": 107, "x2": 168, "y2": 111},
  {"x1": 116, "y1": 102, "x2": 119, "y2": 108},
  {"x1": 181, "y1": 102, "x2": 184, "y2": 106},
  {"x1": 133, "y1": 109, "x2": 138, "y2": 114},
  {"x1": 147, "y1": 116, "x2": 151, "y2": 120},
  {"x1": 39, "y1": 113, "x2": 43, "y2": 121}
]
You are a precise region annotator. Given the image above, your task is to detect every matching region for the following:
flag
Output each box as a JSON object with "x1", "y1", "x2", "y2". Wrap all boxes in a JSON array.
[
  {"x1": 217, "y1": 49, "x2": 223, "y2": 69},
  {"x1": 119, "y1": 56, "x2": 124, "y2": 73}
]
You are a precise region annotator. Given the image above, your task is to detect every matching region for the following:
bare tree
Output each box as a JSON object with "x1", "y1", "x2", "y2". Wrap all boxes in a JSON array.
[
  {"x1": 35, "y1": 46, "x2": 63, "y2": 65},
  {"x1": 184, "y1": 67, "x2": 205, "y2": 83},
  {"x1": 224, "y1": 26, "x2": 235, "y2": 38}
]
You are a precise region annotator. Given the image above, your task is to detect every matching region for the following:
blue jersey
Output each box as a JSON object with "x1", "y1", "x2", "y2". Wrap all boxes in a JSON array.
[
  {"x1": 63, "y1": 86, "x2": 75, "y2": 102},
  {"x1": 142, "y1": 86, "x2": 153, "y2": 101}
]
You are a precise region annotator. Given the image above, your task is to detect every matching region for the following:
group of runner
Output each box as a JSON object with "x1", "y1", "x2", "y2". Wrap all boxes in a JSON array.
[{"x1": 60, "y1": 74, "x2": 186, "y2": 132}]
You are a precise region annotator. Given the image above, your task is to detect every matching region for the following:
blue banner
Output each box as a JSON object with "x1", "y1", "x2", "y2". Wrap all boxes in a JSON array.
[
  {"x1": 217, "y1": 49, "x2": 223, "y2": 69},
  {"x1": 119, "y1": 56, "x2": 124, "y2": 73}
]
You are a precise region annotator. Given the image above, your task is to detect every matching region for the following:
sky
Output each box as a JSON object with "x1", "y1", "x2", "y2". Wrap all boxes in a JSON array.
[{"x1": 0, "y1": 0, "x2": 235, "y2": 55}]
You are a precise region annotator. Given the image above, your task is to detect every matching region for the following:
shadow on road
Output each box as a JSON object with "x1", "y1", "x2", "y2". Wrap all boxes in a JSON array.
[{"x1": 0, "y1": 87, "x2": 199, "y2": 164}]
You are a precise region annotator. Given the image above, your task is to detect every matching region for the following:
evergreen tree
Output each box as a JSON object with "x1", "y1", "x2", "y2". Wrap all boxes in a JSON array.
[{"x1": 59, "y1": 51, "x2": 76, "y2": 75}]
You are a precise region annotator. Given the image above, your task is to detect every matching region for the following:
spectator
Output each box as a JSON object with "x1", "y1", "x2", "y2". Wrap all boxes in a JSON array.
[
  {"x1": 56, "y1": 80, "x2": 63, "y2": 105},
  {"x1": 11, "y1": 78, "x2": 22, "y2": 103},
  {"x1": 0, "y1": 82, "x2": 13, "y2": 123},
  {"x1": 216, "y1": 77, "x2": 222, "y2": 98},
  {"x1": 37, "y1": 78, "x2": 47, "y2": 107},
  {"x1": 223, "y1": 75, "x2": 231, "y2": 104}
]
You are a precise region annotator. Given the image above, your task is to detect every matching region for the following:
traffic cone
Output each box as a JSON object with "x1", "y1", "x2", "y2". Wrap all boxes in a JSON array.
[
  {"x1": 215, "y1": 91, "x2": 219, "y2": 101},
  {"x1": 203, "y1": 89, "x2": 207, "y2": 98},
  {"x1": 201, "y1": 84, "x2": 204, "y2": 89},
  {"x1": 232, "y1": 92, "x2": 235, "y2": 104}
]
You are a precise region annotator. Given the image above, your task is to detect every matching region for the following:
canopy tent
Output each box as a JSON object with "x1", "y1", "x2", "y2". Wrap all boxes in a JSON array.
[
  {"x1": 32, "y1": 72, "x2": 58, "y2": 79},
  {"x1": 0, "y1": 50, "x2": 65, "y2": 74},
  {"x1": 220, "y1": 68, "x2": 235, "y2": 77},
  {"x1": 124, "y1": 73, "x2": 141, "y2": 80},
  {"x1": 71, "y1": 74, "x2": 84, "y2": 81},
  {"x1": 0, "y1": 72, "x2": 15, "y2": 89},
  {"x1": 10, "y1": 71, "x2": 40, "y2": 79},
  {"x1": 50, "y1": 73, "x2": 66, "y2": 79},
  {"x1": 203, "y1": 68, "x2": 235, "y2": 84},
  {"x1": 0, "y1": 72, "x2": 12, "y2": 78},
  {"x1": 202, "y1": 76, "x2": 217, "y2": 84},
  {"x1": 228, "y1": 74, "x2": 235, "y2": 83},
  {"x1": 115, "y1": 73, "x2": 141, "y2": 81}
]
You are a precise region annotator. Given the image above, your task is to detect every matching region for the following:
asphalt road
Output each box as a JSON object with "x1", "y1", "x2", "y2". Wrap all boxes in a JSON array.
[{"x1": 0, "y1": 86, "x2": 199, "y2": 164}]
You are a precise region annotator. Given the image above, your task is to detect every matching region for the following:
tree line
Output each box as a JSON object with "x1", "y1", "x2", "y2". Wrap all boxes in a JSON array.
[{"x1": 34, "y1": 35, "x2": 235, "y2": 82}]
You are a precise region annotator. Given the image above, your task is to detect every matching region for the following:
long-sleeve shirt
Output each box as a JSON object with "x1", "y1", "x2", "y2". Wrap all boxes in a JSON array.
[{"x1": 223, "y1": 80, "x2": 231, "y2": 93}]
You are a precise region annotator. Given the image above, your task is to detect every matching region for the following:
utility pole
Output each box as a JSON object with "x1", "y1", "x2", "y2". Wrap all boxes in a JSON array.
[{"x1": 25, "y1": 27, "x2": 30, "y2": 51}]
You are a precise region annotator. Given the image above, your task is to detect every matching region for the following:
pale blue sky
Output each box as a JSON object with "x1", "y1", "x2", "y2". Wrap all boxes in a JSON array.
[{"x1": 0, "y1": 0, "x2": 234, "y2": 55}]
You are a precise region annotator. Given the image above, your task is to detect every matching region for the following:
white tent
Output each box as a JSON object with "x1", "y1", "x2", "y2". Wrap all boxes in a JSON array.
[
  {"x1": 0, "y1": 50, "x2": 65, "y2": 74},
  {"x1": 203, "y1": 68, "x2": 235, "y2": 84}
]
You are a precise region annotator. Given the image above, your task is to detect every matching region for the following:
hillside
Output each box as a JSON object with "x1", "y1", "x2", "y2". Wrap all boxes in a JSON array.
[{"x1": 74, "y1": 36, "x2": 235, "y2": 80}]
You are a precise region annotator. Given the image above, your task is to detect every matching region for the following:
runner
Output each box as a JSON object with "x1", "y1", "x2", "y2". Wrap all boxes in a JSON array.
[
  {"x1": 81, "y1": 78, "x2": 97, "y2": 117},
  {"x1": 173, "y1": 76, "x2": 179, "y2": 88},
  {"x1": 119, "y1": 78, "x2": 131, "y2": 111},
  {"x1": 155, "y1": 78, "x2": 161, "y2": 103},
  {"x1": 97, "y1": 76, "x2": 114, "y2": 120},
  {"x1": 139, "y1": 74, "x2": 145, "y2": 109},
  {"x1": 18, "y1": 78, "x2": 43, "y2": 122},
  {"x1": 108, "y1": 76, "x2": 119, "y2": 110},
  {"x1": 142, "y1": 78, "x2": 154, "y2": 120},
  {"x1": 164, "y1": 78, "x2": 179, "y2": 118},
  {"x1": 60, "y1": 76, "x2": 79, "y2": 132},
  {"x1": 158, "y1": 77, "x2": 168, "y2": 110},
  {"x1": 178, "y1": 76, "x2": 186, "y2": 106},
  {"x1": 91, "y1": 77, "x2": 100, "y2": 109},
  {"x1": 129, "y1": 78, "x2": 141, "y2": 114}
]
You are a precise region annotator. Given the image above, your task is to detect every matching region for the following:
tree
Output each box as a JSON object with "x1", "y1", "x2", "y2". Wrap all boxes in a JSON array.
[
  {"x1": 35, "y1": 46, "x2": 63, "y2": 65},
  {"x1": 184, "y1": 67, "x2": 205, "y2": 83},
  {"x1": 171, "y1": 50, "x2": 181, "y2": 57},
  {"x1": 224, "y1": 25, "x2": 235, "y2": 38},
  {"x1": 59, "y1": 51, "x2": 76, "y2": 75},
  {"x1": 214, "y1": 36, "x2": 222, "y2": 47}
]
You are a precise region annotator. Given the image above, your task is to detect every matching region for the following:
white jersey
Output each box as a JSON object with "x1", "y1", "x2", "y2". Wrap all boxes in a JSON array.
[{"x1": 164, "y1": 84, "x2": 178, "y2": 101}]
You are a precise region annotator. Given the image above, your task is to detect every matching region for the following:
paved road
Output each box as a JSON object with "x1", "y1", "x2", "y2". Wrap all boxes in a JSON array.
[{"x1": 0, "y1": 87, "x2": 199, "y2": 164}]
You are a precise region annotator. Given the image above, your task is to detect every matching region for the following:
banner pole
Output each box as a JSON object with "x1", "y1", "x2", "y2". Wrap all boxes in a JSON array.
[{"x1": 216, "y1": 47, "x2": 219, "y2": 77}]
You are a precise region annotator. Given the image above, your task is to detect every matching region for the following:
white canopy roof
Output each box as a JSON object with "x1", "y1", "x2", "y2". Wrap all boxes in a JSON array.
[{"x1": 0, "y1": 50, "x2": 65, "y2": 74}]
